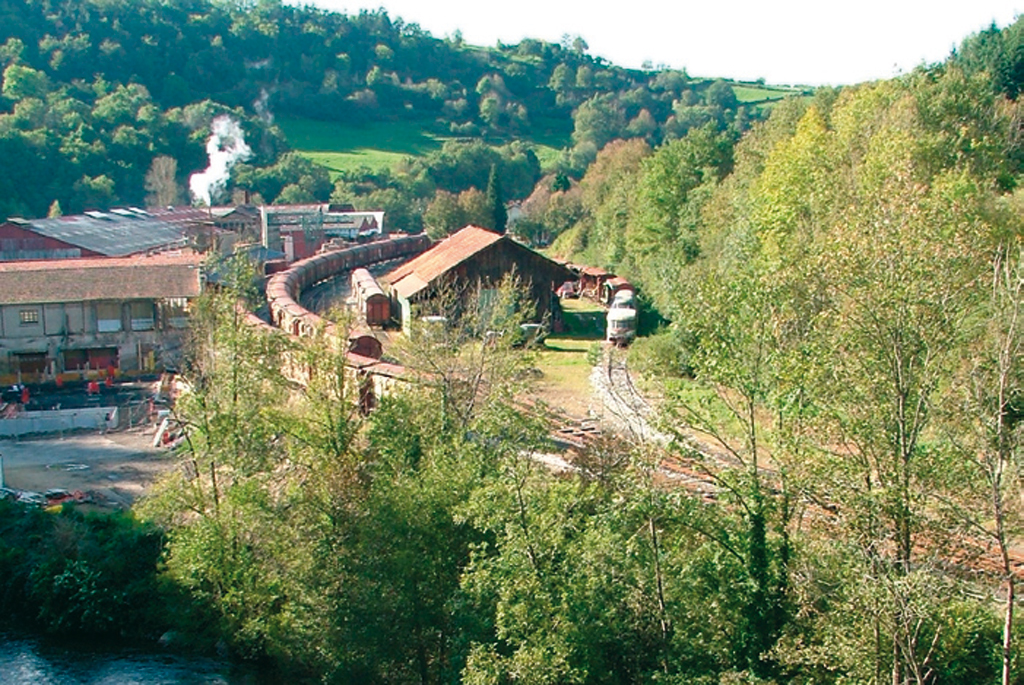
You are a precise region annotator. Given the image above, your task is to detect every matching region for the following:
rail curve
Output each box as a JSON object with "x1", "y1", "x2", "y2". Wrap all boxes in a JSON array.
[
  {"x1": 252, "y1": 234, "x2": 432, "y2": 408},
  {"x1": 265, "y1": 233, "x2": 431, "y2": 340}
]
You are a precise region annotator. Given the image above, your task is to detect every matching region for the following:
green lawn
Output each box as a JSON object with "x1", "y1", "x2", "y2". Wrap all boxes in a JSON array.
[
  {"x1": 543, "y1": 337, "x2": 596, "y2": 353},
  {"x1": 532, "y1": 336, "x2": 600, "y2": 415},
  {"x1": 559, "y1": 298, "x2": 607, "y2": 339},
  {"x1": 277, "y1": 116, "x2": 450, "y2": 178},
  {"x1": 527, "y1": 115, "x2": 573, "y2": 151},
  {"x1": 732, "y1": 84, "x2": 805, "y2": 103},
  {"x1": 279, "y1": 116, "x2": 571, "y2": 179},
  {"x1": 532, "y1": 143, "x2": 565, "y2": 170}
]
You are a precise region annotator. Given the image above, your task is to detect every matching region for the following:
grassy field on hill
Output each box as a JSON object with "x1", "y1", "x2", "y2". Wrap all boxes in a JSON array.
[
  {"x1": 279, "y1": 116, "x2": 570, "y2": 178},
  {"x1": 732, "y1": 83, "x2": 809, "y2": 103},
  {"x1": 277, "y1": 117, "x2": 450, "y2": 177}
]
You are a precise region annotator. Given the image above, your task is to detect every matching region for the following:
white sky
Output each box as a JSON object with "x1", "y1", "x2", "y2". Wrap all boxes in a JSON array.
[{"x1": 304, "y1": 0, "x2": 1021, "y2": 86}]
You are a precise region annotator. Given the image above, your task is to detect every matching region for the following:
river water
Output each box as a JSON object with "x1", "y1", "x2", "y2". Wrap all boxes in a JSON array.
[{"x1": 0, "y1": 632, "x2": 247, "y2": 684}]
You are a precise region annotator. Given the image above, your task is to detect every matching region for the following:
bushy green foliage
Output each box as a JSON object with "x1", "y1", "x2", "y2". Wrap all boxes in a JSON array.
[
  {"x1": 0, "y1": 501, "x2": 170, "y2": 638},
  {"x1": 627, "y1": 327, "x2": 695, "y2": 379},
  {"x1": 540, "y1": 20, "x2": 1024, "y2": 685}
]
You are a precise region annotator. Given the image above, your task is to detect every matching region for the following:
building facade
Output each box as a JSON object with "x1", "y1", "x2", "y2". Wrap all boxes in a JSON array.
[
  {"x1": 0, "y1": 254, "x2": 203, "y2": 382},
  {"x1": 261, "y1": 204, "x2": 386, "y2": 261}
]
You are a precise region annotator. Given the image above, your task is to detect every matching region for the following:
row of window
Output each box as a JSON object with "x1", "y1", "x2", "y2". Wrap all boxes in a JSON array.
[{"x1": 17, "y1": 304, "x2": 182, "y2": 330}]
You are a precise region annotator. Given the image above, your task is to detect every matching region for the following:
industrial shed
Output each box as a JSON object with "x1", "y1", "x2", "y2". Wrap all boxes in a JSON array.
[
  {"x1": 381, "y1": 226, "x2": 573, "y2": 332},
  {"x1": 1, "y1": 207, "x2": 220, "y2": 260},
  {"x1": 576, "y1": 266, "x2": 612, "y2": 301}
]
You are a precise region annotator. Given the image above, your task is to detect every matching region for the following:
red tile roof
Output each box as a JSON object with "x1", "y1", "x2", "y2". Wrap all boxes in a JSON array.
[
  {"x1": 382, "y1": 226, "x2": 502, "y2": 299},
  {"x1": 579, "y1": 266, "x2": 611, "y2": 277},
  {"x1": 0, "y1": 254, "x2": 204, "y2": 304}
]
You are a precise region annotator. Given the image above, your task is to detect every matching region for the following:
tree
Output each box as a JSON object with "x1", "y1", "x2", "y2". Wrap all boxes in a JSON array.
[
  {"x1": 626, "y1": 108, "x2": 657, "y2": 141},
  {"x1": 0, "y1": 37, "x2": 25, "y2": 67},
  {"x1": 549, "y1": 137, "x2": 649, "y2": 267},
  {"x1": 2, "y1": 63, "x2": 50, "y2": 99},
  {"x1": 551, "y1": 172, "x2": 571, "y2": 193},
  {"x1": 753, "y1": 83, "x2": 996, "y2": 684},
  {"x1": 575, "y1": 65, "x2": 593, "y2": 89},
  {"x1": 144, "y1": 155, "x2": 181, "y2": 207},
  {"x1": 73, "y1": 174, "x2": 116, "y2": 210},
  {"x1": 486, "y1": 164, "x2": 507, "y2": 234},
  {"x1": 478, "y1": 94, "x2": 501, "y2": 127},
  {"x1": 625, "y1": 124, "x2": 733, "y2": 304},
  {"x1": 944, "y1": 233, "x2": 1024, "y2": 685},
  {"x1": 572, "y1": 94, "x2": 627, "y2": 150},
  {"x1": 423, "y1": 189, "x2": 465, "y2": 239},
  {"x1": 275, "y1": 183, "x2": 316, "y2": 204},
  {"x1": 704, "y1": 79, "x2": 737, "y2": 110},
  {"x1": 661, "y1": 255, "x2": 797, "y2": 677},
  {"x1": 549, "y1": 63, "x2": 572, "y2": 93},
  {"x1": 364, "y1": 186, "x2": 424, "y2": 234},
  {"x1": 140, "y1": 259, "x2": 308, "y2": 660},
  {"x1": 325, "y1": 394, "x2": 483, "y2": 681}
]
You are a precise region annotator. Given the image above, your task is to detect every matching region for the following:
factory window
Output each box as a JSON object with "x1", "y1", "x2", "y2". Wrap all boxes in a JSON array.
[
  {"x1": 96, "y1": 303, "x2": 122, "y2": 333},
  {"x1": 163, "y1": 299, "x2": 189, "y2": 329},
  {"x1": 130, "y1": 301, "x2": 155, "y2": 331},
  {"x1": 19, "y1": 309, "x2": 39, "y2": 325}
]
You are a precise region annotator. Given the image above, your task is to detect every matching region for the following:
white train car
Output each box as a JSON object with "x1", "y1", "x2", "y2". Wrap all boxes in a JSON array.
[{"x1": 606, "y1": 290, "x2": 636, "y2": 346}]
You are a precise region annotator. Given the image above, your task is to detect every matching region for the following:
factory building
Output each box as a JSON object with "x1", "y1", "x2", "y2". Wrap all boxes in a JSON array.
[{"x1": 0, "y1": 254, "x2": 204, "y2": 383}]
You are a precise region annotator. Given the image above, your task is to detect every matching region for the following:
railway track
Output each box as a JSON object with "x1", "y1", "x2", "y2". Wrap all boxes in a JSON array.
[
  {"x1": 591, "y1": 348, "x2": 671, "y2": 447},
  {"x1": 584, "y1": 350, "x2": 1024, "y2": 581}
]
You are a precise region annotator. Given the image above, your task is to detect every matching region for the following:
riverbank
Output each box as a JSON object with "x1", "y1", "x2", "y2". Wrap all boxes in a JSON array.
[{"x1": 0, "y1": 629, "x2": 242, "y2": 684}]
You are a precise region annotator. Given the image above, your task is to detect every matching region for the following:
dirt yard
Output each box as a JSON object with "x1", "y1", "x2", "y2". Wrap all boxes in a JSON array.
[{"x1": 0, "y1": 427, "x2": 173, "y2": 509}]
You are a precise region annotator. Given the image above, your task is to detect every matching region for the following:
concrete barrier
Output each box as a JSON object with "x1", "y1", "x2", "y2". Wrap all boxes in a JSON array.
[{"x1": 0, "y1": 406, "x2": 116, "y2": 436}]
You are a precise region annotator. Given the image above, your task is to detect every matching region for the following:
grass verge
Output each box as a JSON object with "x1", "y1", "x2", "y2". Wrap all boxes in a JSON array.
[
  {"x1": 560, "y1": 298, "x2": 607, "y2": 338},
  {"x1": 531, "y1": 336, "x2": 600, "y2": 417}
]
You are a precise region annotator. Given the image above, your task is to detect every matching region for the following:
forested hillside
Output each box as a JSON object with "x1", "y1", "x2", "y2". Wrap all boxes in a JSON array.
[
  {"x1": 523, "y1": 16, "x2": 1024, "y2": 685},
  {"x1": 0, "y1": 0, "x2": 782, "y2": 226}
]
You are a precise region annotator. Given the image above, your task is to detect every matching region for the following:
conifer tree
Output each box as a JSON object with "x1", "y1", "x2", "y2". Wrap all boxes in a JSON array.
[{"x1": 486, "y1": 163, "x2": 507, "y2": 234}]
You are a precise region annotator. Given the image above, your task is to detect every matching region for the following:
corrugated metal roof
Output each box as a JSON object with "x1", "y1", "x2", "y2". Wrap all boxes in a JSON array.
[
  {"x1": 0, "y1": 254, "x2": 203, "y2": 304},
  {"x1": 24, "y1": 207, "x2": 207, "y2": 256},
  {"x1": 235, "y1": 244, "x2": 287, "y2": 262},
  {"x1": 382, "y1": 226, "x2": 502, "y2": 298},
  {"x1": 261, "y1": 203, "x2": 326, "y2": 214}
]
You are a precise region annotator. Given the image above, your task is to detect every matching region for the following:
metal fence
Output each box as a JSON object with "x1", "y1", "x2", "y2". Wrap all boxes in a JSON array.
[{"x1": 113, "y1": 400, "x2": 154, "y2": 430}]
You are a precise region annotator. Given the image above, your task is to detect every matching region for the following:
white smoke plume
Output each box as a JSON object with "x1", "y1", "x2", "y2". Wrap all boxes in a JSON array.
[
  {"x1": 254, "y1": 88, "x2": 273, "y2": 125},
  {"x1": 189, "y1": 116, "x2": 252, "y2": 206},
  {"x1": 245, "y1": 57, "x2": 272, "y2": 70}
]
